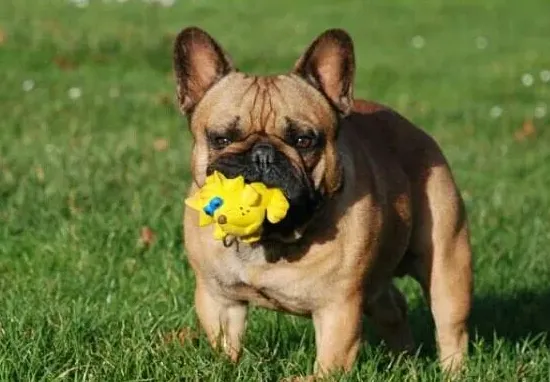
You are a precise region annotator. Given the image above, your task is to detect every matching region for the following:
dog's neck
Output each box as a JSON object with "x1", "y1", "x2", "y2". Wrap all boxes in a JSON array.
[
  {"x1": 264, "y1": 190, "x2": 328, "y2": 240},
  {"x1": 259, "y1": 188, "x2": 342, "y2": 251}
]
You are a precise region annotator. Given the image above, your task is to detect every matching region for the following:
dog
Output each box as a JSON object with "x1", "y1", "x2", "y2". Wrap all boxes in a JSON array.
[{"x1": 173, "y1": 26, "x2": 473, "y2": 377}]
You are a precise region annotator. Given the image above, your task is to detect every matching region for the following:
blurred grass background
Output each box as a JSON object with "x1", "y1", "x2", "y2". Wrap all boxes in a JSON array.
[{"x1": 0, "y1": 0, "x2": 549, "y2": 380}]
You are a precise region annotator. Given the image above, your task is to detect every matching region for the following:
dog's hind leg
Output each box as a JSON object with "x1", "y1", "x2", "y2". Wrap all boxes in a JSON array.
[
  {"x1": 408, "y1": 165, "x2": 473, "y2": 372},
  {"x1": 364, "y1": 283, "x2": 415, "y2": 354}
]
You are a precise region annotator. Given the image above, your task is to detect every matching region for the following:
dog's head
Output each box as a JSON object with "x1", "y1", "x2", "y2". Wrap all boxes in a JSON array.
[{"x1": 173, "y1": 27, "x2": 355, "y2": 240}]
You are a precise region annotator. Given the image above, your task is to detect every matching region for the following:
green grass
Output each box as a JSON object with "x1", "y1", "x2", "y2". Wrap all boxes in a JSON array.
[{"x1": 1, "y1": 0, "x2": 550, "y2": 380}]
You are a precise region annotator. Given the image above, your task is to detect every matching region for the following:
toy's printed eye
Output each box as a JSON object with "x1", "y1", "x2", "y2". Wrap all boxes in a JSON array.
[
  {"x1": 203, "y1": 197, "x2": 224, "y2": 216},
  {"x1": 294, "y1": 136, "x2": 314, "y2": 149}
]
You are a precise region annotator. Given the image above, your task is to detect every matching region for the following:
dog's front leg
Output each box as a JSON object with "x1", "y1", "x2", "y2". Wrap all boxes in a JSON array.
[
  {"x1": 312, "y1": 294, "x2": 363, "y2": 375},
  {"x1": 195, "y1": 279, "x2": 248, "y2": 362}
]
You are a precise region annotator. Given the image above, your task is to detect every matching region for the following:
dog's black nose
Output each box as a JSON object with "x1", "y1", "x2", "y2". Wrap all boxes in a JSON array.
[{"x1": 251, "y1": 143, "x2": 275, "y2": 171}]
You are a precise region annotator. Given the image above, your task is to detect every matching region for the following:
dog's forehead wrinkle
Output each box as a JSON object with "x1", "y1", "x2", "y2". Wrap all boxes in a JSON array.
[
  {"x1": 245, "y1": 76, "x2": 280, "y2": 133},
  {"x1": 194, "y1": 73, "x2": 335, "y2": 137}
]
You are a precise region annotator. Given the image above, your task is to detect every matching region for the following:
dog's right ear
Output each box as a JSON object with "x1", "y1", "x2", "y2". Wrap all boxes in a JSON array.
[{"x1": 173, "y1": 27, "x2": 235, "y2": 115}]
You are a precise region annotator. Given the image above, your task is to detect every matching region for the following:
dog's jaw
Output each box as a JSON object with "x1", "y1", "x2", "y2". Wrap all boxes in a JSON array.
[{"x1": 205, "y1": 147, "x2": 324, "y2": 244}]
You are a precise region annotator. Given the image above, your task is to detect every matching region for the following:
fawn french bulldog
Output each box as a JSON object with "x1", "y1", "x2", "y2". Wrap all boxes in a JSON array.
[{"x1": 173, "y1": 27, "x2": 472, "y2": 377}]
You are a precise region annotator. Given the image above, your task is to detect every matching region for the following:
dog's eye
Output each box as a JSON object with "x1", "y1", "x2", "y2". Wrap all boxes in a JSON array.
[
  {"x1": 214, "y1": 137, "x2": 232, "y2": 148},
  {"x1": 294, "y1": 136, "x2": 314, "y2": 149}
]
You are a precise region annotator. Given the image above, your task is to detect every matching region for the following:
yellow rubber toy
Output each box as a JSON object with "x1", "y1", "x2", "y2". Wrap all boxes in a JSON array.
[{"x1": 185, "y1": 171, "x2": 290, "y2": 243}]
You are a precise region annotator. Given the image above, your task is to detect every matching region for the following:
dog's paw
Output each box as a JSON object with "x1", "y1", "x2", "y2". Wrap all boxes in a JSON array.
[
  {"x1": 280, "y1": 376, "x2": 317, "y2": 382},
  {"x1": 160, "y1": 327, "x2": 199, "y2": 346}
]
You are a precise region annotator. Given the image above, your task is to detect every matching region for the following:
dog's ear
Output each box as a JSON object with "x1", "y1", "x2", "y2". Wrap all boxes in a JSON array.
[
  {"x1": 293, "y1": 29, "x2": 355, "y2": 115},
  {"x1": 173, "y1": 27, "x2": 235, "y2": 114}
]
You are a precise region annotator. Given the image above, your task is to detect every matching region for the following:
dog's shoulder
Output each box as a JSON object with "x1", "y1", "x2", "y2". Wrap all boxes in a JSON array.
[{"x1": 348, "y1": 99, "x2": 448, "y2": 175}]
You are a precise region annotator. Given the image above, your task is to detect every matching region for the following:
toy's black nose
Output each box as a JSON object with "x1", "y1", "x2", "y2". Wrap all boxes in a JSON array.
[{"x1": 251, "y1": 143, "x2": 275, "y2": 171}]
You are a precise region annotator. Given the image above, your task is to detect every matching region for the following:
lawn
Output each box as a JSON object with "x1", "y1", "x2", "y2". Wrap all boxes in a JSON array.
[{"x1": 1, "y1": 0, "x2": 549, "y2": 380}]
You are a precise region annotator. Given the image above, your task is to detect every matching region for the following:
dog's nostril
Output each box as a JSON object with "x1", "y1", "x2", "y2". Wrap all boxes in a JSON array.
[
  {"x1": 251, "y1": 143, "x2": 275, "y2": 169},
  {"x1": 217, "y1": 215, "x2": 227, "y2": 224}
]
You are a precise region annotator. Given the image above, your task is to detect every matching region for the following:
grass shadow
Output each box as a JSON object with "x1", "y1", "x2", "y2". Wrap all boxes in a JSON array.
[
  {"x1": 469, "y1": 289, "x2": 550, "y2": 344},
  {"x1": 404, "y1": 287, "x2": 550, "y2": 360}
]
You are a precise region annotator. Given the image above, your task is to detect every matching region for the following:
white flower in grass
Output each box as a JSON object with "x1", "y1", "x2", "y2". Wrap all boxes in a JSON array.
[
  {"x1": 109, "y1": 87, "x2": 120, "y2": 98},
  {"x1": 475, "y1": 36, "x2": 488, "y2": 50},
  {"x1": 69, "y1": 0, "x2": 89, "y2": 8},
  {"x1": 500, "y1": 144, "x2": 508, "y2": 156},
  {"x1": 521, "y1": 73, "x2": 534, "y2": 87},
  {"x1": 489, "y1": 105, "x2": 503, "y2": 119},
  {"x1": 540, "y1": 70, "x2": 550, "y2": 83},
  {"x1": 158, "y1": 0, "x2": 175, "y2": 6},
  {"x1": 142, "y1": 0, "x2": 176, "y2": 5},
  {"x1": 22, "y1": 79, "x2": 35, "y2": 92},
  {"x1": 411, "y1": 35, "x2": 425, "y2": 49},
  {"x1": 492, "y1": 188, "x2": 503, "y2": 207},
  {"x1": 68, "y1": 87, "x2": 82, "y2": 100},
  {"x1": 534, "y1": 103, "x2": 547, "y2": 119}
]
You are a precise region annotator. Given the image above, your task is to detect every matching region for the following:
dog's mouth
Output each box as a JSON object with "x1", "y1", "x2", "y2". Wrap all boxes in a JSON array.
[{"x1": 206, "y1": 151, "x2": 322, "y2": 242}]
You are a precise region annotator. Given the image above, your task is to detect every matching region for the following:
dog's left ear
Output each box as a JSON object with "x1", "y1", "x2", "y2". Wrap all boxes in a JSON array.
[
  {"x1": 293, "y1": 29, "x2": 355, "y2": 116},
  {"x1": 173, "y1": 27, "x2": 235, "y2": 115}
]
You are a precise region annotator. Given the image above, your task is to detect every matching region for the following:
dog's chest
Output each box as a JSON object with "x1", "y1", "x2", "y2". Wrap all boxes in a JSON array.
[{"x1": 209, "y1": 244, "x2": 320, "y2": 315}]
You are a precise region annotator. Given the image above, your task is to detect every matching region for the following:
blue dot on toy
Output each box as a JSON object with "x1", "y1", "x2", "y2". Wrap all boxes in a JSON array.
[{"x1": 203, "y1": 196, "x2": 224, "y2": 217}]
